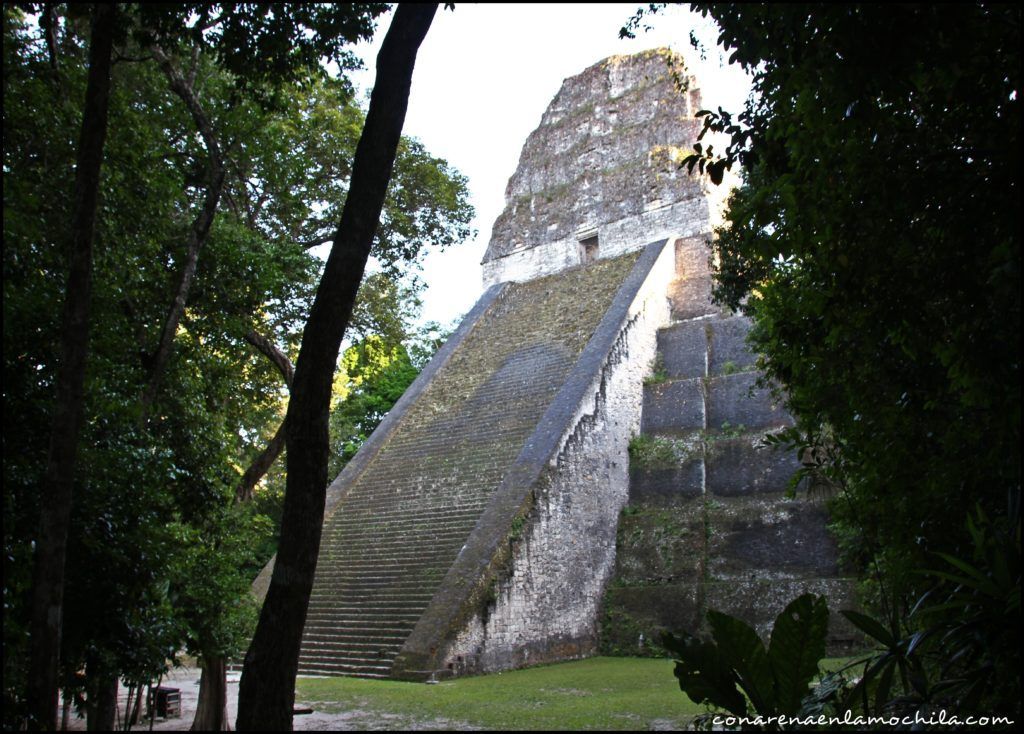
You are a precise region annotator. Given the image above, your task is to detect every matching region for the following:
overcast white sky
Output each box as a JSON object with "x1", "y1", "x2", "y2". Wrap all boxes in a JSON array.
[{"x1": 345, "y1": 3, "x2": 751, "y2": 328}]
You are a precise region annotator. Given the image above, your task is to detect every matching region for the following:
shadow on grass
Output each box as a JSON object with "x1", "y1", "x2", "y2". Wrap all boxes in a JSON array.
[{"x1": 295, "y1": 656, "x2": 704, "y2": 730}]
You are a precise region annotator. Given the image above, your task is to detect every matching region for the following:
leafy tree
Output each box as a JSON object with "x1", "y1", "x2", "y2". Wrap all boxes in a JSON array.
[
  {"x1": 21, "y1": 4, "x2": 116, "y2": 728},
  {"x1": 4, "y1": 4, "x2": 468, "y2": 729},
  {"x1": 330, "y1": 336, "x2": 422, "y2": 474},
  {"x1": 680, "y1": 1, "x2": 1020, "y2": 598}
]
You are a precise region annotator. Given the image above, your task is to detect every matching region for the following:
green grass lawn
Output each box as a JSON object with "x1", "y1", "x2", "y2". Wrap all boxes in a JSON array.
[{"x1": 295, "y1": 656, "x2": 704, "y2": 730}]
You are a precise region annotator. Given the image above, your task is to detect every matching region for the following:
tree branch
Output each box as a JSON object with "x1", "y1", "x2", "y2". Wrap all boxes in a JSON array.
[
  {"x1": 300, "y1": 235, "x2": 334, "y2": 250},
  {"x1": 41, "y1": 2, "x2": 59, "y2": 72},
  {"x1": 234, "y1": 423, "x2": 286, "y2": 504},
  {"x1": 140, "y1": 44, "x2": 226, "y2": 419},
  {"x1": 233, "y1": 330, "x2": 295, "y2": 502},
  {"x1": 244, "y1": 330, "x2": 294, "y2": 387}
]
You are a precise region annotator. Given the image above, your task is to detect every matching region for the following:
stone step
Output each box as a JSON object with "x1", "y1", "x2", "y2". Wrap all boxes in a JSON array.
[
  {"x1": 656, "y1": 319, "x2": 709, "y2": 379},
  {"x1": 320, "y1": 526, "x2": 472, "y2": 543},
  {"x1": 321, "y1": 525, "x2": 477, "y2": 545},
  {"x1": 314, "y1": 550, "x2": 458, "y2": 565},
  {"x1": 628, "y1": 460, "x2": 703, "y2": 502},
  {"x1": 300, "y1": 634, "x2": 409, "y2": 651},
  {"x1": 703, "y1": 577, "x2": 862, "y2": 653},
  {"x1": 301, "y1": 624, "x2": 413, "y2": 640},
  {"x1": 301, "y1": 633, "x2": 406, "y2": 648},
  {"x1": 304, "y1": 611, "x2": 419, "y2": 625},
  {"x1": 313, "y1": 551, "x2": 456, "y2": 566},
  {"x1": 308, "y1": 589, "x2": 436, "y2": 601},
  {"x1": 310, "y1": 574, "x2": 445, "y2": 588},
  {"x1": 299, "y1": 645, "x2": 400, "y2": 662},
  {"x1": 325, "y1": 506, "x2": 487, "y2": 529},
  {"x1": 641, "y1": 378, "x2": 704, "y2": 434},
  {"x1": 706, "y1": 315, "x2": 757, "y2": 376},
  {"x1": 613, "y1": 503, "x2": 706, "y2": 585},
  {"x1": 305, "y1": 600, "x2": 430, "y2": 614},
  {"x1": 309, "y1": 573, "x2": 442, "y2": 587},
  {"x1": 668, "y1": 275, "x2": 721, "y2": 321},
  {"x1": 704, "y1": 436, "x2": 801, "y2": 497},
  {"x1": 297, "y1": 666, "x2": 392, "y2": 679},
  {"x1": 300, "y1": 647, "x2": 402, "y2": 665},
  {"x1": 704, "y1": 372, "x2": 792, "y2": 432},
  {"x1": 704, "y1": 494, "x2": 840, "y2": 580},
  {"x1": 297, "y1": 658, "x2": 397, "y2": 677}
]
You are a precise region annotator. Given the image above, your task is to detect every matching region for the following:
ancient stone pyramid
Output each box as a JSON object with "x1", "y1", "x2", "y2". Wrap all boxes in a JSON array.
[{"x1": 254, "y1": 49, "x2": 855, "y2": 680}]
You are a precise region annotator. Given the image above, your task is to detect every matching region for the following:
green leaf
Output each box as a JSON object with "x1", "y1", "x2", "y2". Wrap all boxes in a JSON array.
[
  {"x1": 707, "y1": 610, "x2": 774, "y2": 715},
  {"x1": 662, "y1": 631, "x2": 748, "y2": 716},
  {"x1": 841, "y1": 609, "x2": 897, "y2": 648},
  {"x1": 768, "y1": 593, "x2": 829, "y2": 714}
]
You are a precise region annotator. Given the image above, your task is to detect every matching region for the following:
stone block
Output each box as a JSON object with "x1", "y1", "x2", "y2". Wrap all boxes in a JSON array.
[
  {"x1": 704, "y1": 494, "x2": 841, "y2": 579},
  {"x1": 674, "y1": 235, "x2": 713, "y2": 280},
  {"x1": 705, "y1": 372, "x2": 792, "y2": 431},
  {"x1": 705, "y1": 436, "x2": 801, "y2": 496},
  {"x1": 628, "y1": 458, "x2": 703, "y2": 502},
  {"x1": 601, "y1": 583, "x2": 702, "y2": 656},
  {"x1": 642, "y1": 378, "x2": 704, "y2": 434},
  {"x1": 708, "y1": 316, "x2": 757, "y2": 375},
  {"x1": 657, "y1": 321, "x2": 708, "y2": 379},
  {"x1": 614, "y1": 501, "x2": 706, "y2": 584},
  {"x1": 668, "y1": 277, "x2": 719, "y2": 321}
]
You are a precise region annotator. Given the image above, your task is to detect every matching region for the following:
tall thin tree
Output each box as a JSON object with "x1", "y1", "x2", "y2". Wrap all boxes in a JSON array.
[
  {"x1": 236, "y1": 4, "x2": 438, "y2": 730},
  {"x1": 25, "y1": 4, "x2": 117, "y2": 730}
]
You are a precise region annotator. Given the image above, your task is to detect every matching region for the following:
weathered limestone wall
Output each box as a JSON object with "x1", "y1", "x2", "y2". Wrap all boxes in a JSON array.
[
  {"x1": 482, "y1": 49, "x2": 708, "y2": 286},
  {"x1": 435, "y1": 241, "x2": 675, "y2": 675},
  {"x1": 600, "y1": 312, "x2": 860, "y2": 656},
  {"x1": 482, "y1": 199, "x2": 710, "y2": 287}
]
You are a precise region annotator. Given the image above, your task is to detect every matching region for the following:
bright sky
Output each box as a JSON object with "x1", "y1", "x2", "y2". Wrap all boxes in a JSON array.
[{"x1": 347, "y1": 3, "x2": 751, "y2": 328}]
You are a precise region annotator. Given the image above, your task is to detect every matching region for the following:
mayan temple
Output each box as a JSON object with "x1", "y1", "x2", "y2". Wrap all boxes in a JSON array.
[{"x1": 255, "y1": 49, "x2": 856, "y2": 680}]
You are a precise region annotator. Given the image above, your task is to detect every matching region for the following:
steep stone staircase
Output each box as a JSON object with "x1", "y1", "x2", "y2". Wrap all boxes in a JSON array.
[
  {"x1": 602, "y1": 238, "x2": 857, "y2": 653},
  {"x1": 297, "y1": 253, "x2": 640, "y2": 677}
]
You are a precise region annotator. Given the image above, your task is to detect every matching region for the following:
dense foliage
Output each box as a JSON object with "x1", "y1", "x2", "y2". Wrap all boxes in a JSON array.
[
  {"x1": 2, "y1": 5, "x2": 470, "y2": 727},
  {"x1": 686, "y1": 1, "x2": 1020, "y2": 601}
]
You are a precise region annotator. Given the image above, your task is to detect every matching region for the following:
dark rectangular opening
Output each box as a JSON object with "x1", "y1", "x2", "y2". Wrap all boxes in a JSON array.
[{"x1": 579, "y1": 235, "x2": 599, "y2": 265}]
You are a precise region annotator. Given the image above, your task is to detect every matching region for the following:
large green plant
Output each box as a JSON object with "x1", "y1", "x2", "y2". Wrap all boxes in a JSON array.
[
  {"x1": 666, "y1": 513, "x2": 1020, "y2": 729},
  {"x1": 663, "y1": 594, "x2": 829, "y2": 729}
]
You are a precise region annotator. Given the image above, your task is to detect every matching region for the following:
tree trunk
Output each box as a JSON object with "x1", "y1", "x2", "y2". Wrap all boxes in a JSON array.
[
  {"x1": 25, "y1": 4, "x2": 116, "y2": 730},
  {"x1": 192, "y1": 656, "x2": 230, "y2": 731},
  {"x1": 235, "y1": 5, "x2": 438, "y2": 730},
  {"x1": 197, "y1": 328, "x2": 296, "y2": 723},
  {"x1": 60, "y1": 692, "x2": 70, "y2": 731},
  {"x1": 234, "y1": 423, "x2": 287, "y2": 504},
  {"x1": 85, "y1": 664, "x2": 117, "y2": 733}
]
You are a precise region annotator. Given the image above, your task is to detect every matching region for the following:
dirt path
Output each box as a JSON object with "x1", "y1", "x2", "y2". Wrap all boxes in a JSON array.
[{"x1": 60, "y1": 668, "x2": 469, "y2": 731}]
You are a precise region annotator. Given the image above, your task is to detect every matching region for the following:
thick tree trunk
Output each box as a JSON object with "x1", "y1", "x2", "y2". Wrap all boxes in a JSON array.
[
  {"x1": 197, "y1": 329, "x2": 295, "y2": 722},
  {"x1": 84, "y1": 663, "x2": 117, "y2": 733},
  {"x1": 235, "y1": 5, "x2": 438, "y2": 730},
  {"x1": 192, "y1": 656, "x2": 230, "y2": 731},
  {"x1": 25, "y1": 4, "x2": 116, "y2": 730}
]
